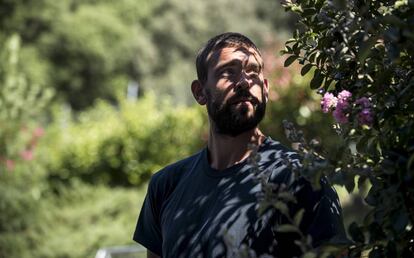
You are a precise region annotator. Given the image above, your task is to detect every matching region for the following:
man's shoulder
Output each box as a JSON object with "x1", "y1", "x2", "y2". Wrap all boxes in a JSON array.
[
  {"x1": 149, "y1": 149, "x2": 204, "y2": 192},
  {"x1": 261, "y1": 137, "x2": 299, "y2": 156},
  {"x1": 259, "y1": 137, "x2": 301, "y2": 168},
  {"x1": 257, "y1": 137, "x2": 303, "y2": 186}
]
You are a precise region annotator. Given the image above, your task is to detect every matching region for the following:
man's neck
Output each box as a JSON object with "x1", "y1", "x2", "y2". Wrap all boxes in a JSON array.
[{"x1": 207, "y1": 126, "x2": 266, "y2": 171}]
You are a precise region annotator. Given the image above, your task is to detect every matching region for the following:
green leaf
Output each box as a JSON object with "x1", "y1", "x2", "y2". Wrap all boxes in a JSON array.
[
  {"x1": 284, "y1": 55, "x2": 298, "y2": 67},
  {"x1": 323, "y1": 78, "x2": 334, "y2": 90},
  {"x1": 286, "y1": 38, "x2": 296, "y2": 44},
  {"x1": 302, "y1": 8, "x2": 317, "y2": 16},
  {"x1": 293, "y1": 42, "x2": 300, "y2": 55},
  {"x1": 280, "y1": 45, "x2": 293, "y2": 56},
  {"x1": 276, "y1": 224, "x2": 299, "y2": 233},
  {"x1": 358, "y1": 37, "x2": 378, "y2": 63},
  {"x1": 376, "y1": 142, "x2": 382, "y2": 156},
  {"x1": 302, "y1": 252, "x2": 317, "y2": 258},
  {"x1": 316, "y1": 52, "x2": 324, "y2": 66},
  {"x1": 278, "y1": 192, "x2": 297, "y2": 203},
  {"x1": 310, "y1": 69, "x2": 324, "y2": 89},
  {"x1": 308, "y1": 52, "x2": 317, "y2": 63},
  {"x1": 293, "y1": 209, "x2": 305, "y2": 226},
  {"x1": 291, "y1": 5, "x2": 303, "y2": 13},
  {"x1": 301, "y1": 64, "x2": 313, "y2": 76},
  {"x1": 279, "y1": 49, "x2": 288, "y2": 55},
  {"x1": 273, "y1": 201, "x2": 289, "y2": 217}
]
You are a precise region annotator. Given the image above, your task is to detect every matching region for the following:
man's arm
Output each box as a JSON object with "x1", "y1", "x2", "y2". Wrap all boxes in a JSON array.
[
  {"x1": 147, "y1": 249, "x2": 160, "y2": 258},
  {"x1": 133, "y1": 176, "x2": 164, "y2": 257}
]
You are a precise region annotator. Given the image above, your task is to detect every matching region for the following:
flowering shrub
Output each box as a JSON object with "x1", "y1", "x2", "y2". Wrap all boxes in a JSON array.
[
  {"x1": 0, "y1": 34, "x2": 53, "y2": 258},
  {"x1": 321, "y1": 90, "x2": 375, "y2": 127},
  {"x1": 278, "y1": 0, "x2": 414, "y2": 257},
  {"x1": 0, "y1": 35, "x2": 51, "y2": 172},
  {"x1": 45, "y1": 95, "x2": 206, "y2": 187}
]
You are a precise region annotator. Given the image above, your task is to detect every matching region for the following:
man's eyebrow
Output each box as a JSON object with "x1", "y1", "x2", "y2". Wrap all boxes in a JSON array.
[
  {"x1": 214, "y1": 57, "x2": 263, "y2": 74},
  {"x1": 215, "y1": 59, "x2": 241, "y2": 71},
  {"x1": 246, "y1": 62, "x2": 262, "y2": 71}
]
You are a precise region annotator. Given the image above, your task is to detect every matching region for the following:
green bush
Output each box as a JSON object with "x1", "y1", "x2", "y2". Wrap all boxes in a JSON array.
[
  {"x1": 1, "y1": 173, "x2": 147, "y2": 258},
  {"x1": 0, "y1": 35, "x2": 52, "y2": 169},
  {"x1": 0, "y1": 34, "x2": 52, "y2": 258},
  {"x1": 34, "y1": 181, "x2": 147, "y2": 258},
  {"x1": 0, "y1": 163, "x2": 50, "y2": 258},
  {"x1": 1, "y1": 0, "x2": 296, "y2": 111},
  {"x1": 280, "y1": 0, "x2": 414, "y2": 256},
  {"x1": 45, "y1": 94, "x2": 207, "y2": 188}
]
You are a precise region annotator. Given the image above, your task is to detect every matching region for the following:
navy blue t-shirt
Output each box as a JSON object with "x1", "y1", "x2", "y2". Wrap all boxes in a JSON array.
[{"x1": 133, "y1": 137, "x2": 347, "y2": 257}]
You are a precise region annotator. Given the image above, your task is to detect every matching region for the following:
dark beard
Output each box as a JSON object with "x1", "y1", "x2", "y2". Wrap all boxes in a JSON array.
[{"x1": 207, "y1": 90, "x2": 266, "y2": 137}]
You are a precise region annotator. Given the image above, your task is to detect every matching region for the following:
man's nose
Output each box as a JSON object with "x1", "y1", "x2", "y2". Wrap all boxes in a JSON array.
[{"x1": 235, "y1": 71, "x2": 252, "y2": 91}]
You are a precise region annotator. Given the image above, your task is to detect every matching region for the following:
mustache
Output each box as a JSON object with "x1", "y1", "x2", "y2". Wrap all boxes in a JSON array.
[{"x1": 227, "y1": 90, "x2": 259, "y2": 105}]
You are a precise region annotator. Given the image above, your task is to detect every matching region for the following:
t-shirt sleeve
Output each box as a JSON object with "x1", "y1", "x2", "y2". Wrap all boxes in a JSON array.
[
  {"x1": 272, "y1": 175, "x2": 348, "y2": 257},
  {"x1": 133, "y1": 177, "x2": 163, "y2": 256},
  {"x1": 296, "y1": 177, "x2": 349, "y2": 247}
]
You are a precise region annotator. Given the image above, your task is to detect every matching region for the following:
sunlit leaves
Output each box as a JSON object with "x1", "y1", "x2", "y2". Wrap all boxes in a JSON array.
[
  {"x1": 293, "y1": 208, "x2": 305, "y2": 227},
  {"x1": 310, "y1": 69, "x2": 324, "y2": 89},
  {"x1": 276, "y1": 224, "x2": 300, "y2": 233},
  {"x1": 284, "y1": 55, "x2": 298, "y2": 67},
  {"x1": 301, "y1": 63, "x2": 313, "y2": 76},
  {"x1": 282, "y1": 0, "x2": 414, "y2": 256}
]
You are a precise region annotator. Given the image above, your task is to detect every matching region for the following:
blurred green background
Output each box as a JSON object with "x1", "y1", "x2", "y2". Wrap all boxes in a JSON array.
[{"x1": 0, "y1": 0, "x2": 366, "y2": 257}]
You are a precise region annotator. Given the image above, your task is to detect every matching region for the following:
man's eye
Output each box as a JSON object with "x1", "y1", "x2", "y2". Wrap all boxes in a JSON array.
[
  {"x1": 222, "y1": 69, "x2": 233, "y2": 75},
  {"x1": 246, "y1": 67, "x2": 260, "y2": 75},
  {"x1": 221, "y1": 68, "x2": 235, "y2": 76}
]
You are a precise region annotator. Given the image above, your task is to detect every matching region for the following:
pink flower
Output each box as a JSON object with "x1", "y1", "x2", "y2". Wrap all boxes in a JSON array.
[
  {"x1": 321, "y1": 90, "x2": 354, "y2": 124},
  {"x1": 20, "y1": 149, "x2": 34, "y2": 161},
  {"x1": 355, "y1": 97, "x2": 373, "y2": 126},
  {"x1": 332, "y1": 90, "x2": 352, "y2": 124},
  {"x1": 33, "y1": 127, "x2": 45, "y2": 138},
  {"x1": 337, "y1": 90, "x2": 352, "y2": 104},
  {"x1": 321, "y1": 92, "x2": 338, "y2": 113}
]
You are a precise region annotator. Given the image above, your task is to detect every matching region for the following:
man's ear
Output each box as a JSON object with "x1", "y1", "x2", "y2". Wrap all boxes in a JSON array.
[
  {"x1": 263, "y1": 78, "x2": 269, "y2": 103},
  {"x1": 191, "y1": 80, "x2": 207, "y2": 105}
]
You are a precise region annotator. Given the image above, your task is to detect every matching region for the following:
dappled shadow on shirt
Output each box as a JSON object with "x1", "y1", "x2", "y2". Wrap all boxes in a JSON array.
[
  {"x1": 159, "y1": 140, "x2": 300, "y2": 257},
  {"x1": 134, "y1": 138, "x2": 347, "y2": 258}
]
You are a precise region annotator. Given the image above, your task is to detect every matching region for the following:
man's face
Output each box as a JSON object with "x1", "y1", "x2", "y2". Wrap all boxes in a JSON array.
[{"x1": 203, "y1": 46, "x2": 268, "y2": 136}]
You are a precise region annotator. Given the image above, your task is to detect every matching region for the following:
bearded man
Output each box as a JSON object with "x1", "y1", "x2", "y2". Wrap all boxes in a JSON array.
[{"x1": 133, "y1": 32, "x2": 347, "y2": 258}]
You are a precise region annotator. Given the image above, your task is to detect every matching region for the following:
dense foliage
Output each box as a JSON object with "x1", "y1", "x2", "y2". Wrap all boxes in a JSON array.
[
  {"x1": 0, "y1": 35, "x2": 52, "y2": 171},
  {"x1": 0, "y1": 0, "x2": 294, "y2": 111},
  {"x1": 0, "y1": 34, "x2": 51, "y2": 258},
  {"x1": 0, "y1": 37, "x2": 204, "y2": 255},
  {"x1": 280, "y1": 0, "x2": 414, "y2": 256},
  {"x1": 45, "y1": 95, "x2": 206, "y2": 188}
]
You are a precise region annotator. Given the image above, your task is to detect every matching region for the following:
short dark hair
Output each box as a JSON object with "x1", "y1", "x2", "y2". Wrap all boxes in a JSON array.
[{"x1": 195, "y1": 32, "x2": 262, "y2": 84}]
